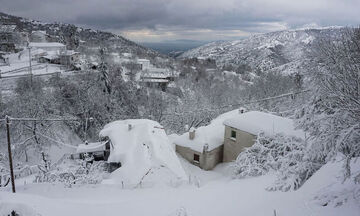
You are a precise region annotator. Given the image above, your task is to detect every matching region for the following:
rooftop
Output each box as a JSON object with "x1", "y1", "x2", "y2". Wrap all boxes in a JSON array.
[
  {"x1": 174, "y1": 109, "x2": 240, "y2": 152},
  {"x1": 29, "y1": 42, "x2": 66, "y2": 48},
  {"x1": 223, "y1": 111, "x2": 305, "y2": 138}
]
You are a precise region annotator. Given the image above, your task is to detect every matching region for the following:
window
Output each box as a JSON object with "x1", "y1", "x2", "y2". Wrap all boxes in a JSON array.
[
  {"x1": 193, "y1": 154, "x2": 200, "y2": 163},
  {"x1": 231, "y1": 130, "x2": 237, "y2": 139}
]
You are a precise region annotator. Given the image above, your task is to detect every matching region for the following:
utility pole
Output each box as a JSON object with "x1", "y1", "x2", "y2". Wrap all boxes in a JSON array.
[
  {"x1": 27, "y1": 43, "x2": 33, "y2": 86},
  {"x1": 5, "y1": 116, "x2": 16, "y2": 193}
]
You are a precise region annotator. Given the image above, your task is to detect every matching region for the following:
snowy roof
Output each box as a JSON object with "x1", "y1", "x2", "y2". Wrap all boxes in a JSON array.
[
  {"x1": 223, "y1": 111, "x2": 305, "y2": 138},
  {"x1": 174, "y1": 109, "x2": 241, "y2": 152},
  {"x1": 40, "y1": 55, "x2": 59, "y2": 60},
  {"x1": 137, "y1": 59, "x2": 150, "y2": 62},
  {"x1": 76, "y1": 141, "x2": 107, "y2": 154},
  {"x1": 29, "y1": 42, "x2": 66, "y2": 48},
  {"x1": 60, "y1": 50, "x2": 79, "y2": 56},
  {"x1": 31, "y1": 30, "x2": 47, "y2": 35},
  {"x1": 140, "y1": 78, "x2": 169, "y2": 83},
  {"x1": 0, "y1": 24, "x2": 17, "y2": 32},
  {"x1": 99, "y1": 119, "x2": 186, "y2": 184}
]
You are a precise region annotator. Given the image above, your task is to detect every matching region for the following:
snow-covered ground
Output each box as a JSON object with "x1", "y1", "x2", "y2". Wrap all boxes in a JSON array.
[{"x1": 1, "y1": 156, "x2": 359, "y2": 216}]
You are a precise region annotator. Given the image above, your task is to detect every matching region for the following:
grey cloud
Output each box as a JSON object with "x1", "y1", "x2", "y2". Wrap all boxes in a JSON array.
[{"x1": 1, "y1": 0, "x2": 359, "y2": 41}]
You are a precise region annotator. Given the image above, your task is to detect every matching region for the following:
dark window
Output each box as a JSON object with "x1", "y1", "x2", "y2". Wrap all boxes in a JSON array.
[
  {"x1": 193, "y1": 154, "x2": 200, "y2": 162},
  {"x1": 231, "y1": 130, "x2": 236, "y2": 139}
]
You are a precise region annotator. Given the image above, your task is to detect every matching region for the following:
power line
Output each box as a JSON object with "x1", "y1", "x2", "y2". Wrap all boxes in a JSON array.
[
  {"x1": 163, "y1": 89, "x2": 311, "y2": 116},
  {"x1": 0, "y1": 117, "x2": 78, "y2": 122},
  {"x1": 35, "y1": 131, "x2": 79, "y2": 149}
]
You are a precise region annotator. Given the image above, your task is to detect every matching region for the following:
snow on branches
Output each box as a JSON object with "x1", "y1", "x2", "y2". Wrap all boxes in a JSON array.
[
  {"x1": 298, "y1": 27, "x2": 360, "y2": 180},
  {"x1": 233, "y1": 132, "x2": 321, "y2": 191}
]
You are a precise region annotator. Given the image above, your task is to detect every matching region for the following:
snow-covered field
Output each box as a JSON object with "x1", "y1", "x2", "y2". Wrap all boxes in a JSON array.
[{"x1": 1, "y1": 156, "x2": 359, "y2": 216}]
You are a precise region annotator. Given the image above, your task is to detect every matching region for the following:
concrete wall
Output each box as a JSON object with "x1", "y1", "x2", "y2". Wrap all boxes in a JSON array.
[
  {"x1": 223, "y1": 126, "x2": 257, "y2": 162},
  {"x1": 175, "y1": 144, "x2": 223, "y2": 170},
  {"x1": 202, "y1": 145, "x2": 223, "y2": 170}
]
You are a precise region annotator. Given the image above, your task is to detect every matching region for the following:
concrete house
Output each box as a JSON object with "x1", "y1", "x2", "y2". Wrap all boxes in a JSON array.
[
  {"x1": 175, "y1": 127, "x2": 224, "y2": 170},
  {"x1": 222, "y1": 111, "x2": 305, "y2": 162},
  {"x1": 173, "y1": 110, "x2": 241, "y2": 170},
  {"x1": 175, "y1": 110, "x2": 305, "y2": 170}
]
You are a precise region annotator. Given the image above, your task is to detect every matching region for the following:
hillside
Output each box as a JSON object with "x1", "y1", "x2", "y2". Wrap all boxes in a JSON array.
[
  {"x1": 0, "y1": 12, "x2": 161, "y2": 59},
  {"x1": 179, "y1": 27, "x2": 344, "y2": 75}
]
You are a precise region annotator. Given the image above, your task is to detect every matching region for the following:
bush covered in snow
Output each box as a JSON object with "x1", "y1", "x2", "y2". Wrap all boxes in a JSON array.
[
  {"x1": 233, "y1": 132, "x2": 321, "y2": 191},
  {"x1": 34, "y1": 156, "x2": 107, "y2": 187}
]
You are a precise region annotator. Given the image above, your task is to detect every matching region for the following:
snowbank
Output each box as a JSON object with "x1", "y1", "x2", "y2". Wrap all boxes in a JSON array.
[
  {"x1": 99, "y1": 119, "x2": 187, "y2": 185},
  {"x1": 300, "y1": 155, "x2": 360, "y2": 208},
  {"x1": 174, "y1": 109, "x2": 240, "y2": 152},
  {"x1": 223, "y1": 111, "x2": 305, "y2": 138}
]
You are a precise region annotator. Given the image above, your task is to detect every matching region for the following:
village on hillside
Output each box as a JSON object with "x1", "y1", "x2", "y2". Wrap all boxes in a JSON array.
[
  {"x1": 0, "y1": 22, "x2": 178, "y2": 101},
  {"x1": 0, "y1": 7, "x2": 359, "y2": 216}
]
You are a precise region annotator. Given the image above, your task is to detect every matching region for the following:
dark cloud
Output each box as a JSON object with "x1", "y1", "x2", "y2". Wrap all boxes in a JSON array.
[{"x1": 1, "y1": 0, "x2": 359, "y2": 42}]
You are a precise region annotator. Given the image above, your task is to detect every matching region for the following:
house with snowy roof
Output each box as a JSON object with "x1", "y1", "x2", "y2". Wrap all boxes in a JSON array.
[
  {"x1": 174, "y1": 110, "x2": 305, "y2": 170},
  {"x1": 222, "y1": 111, "x2": 305, "y2": 162}
]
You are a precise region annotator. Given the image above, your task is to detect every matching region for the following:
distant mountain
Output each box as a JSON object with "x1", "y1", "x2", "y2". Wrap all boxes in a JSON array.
[
  {"x1": 179, "y1": 27, "x2": 344, "y2": 74},
  {"x1": 141, "y1": 40, "x2": 209, "y2": 56}
]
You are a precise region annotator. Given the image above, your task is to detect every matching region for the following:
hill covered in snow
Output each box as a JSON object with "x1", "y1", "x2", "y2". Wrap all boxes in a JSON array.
[
  {"x1": 179, "y1": 27, "x2": 344, "y2": 75},
  {"x1": 0, "y1": 12, "x2": 162, "y2": 59}
]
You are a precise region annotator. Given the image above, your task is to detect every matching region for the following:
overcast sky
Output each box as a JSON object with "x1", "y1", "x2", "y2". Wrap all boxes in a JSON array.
[{"x1": 1, "y1": 0, "x2": 359, "y2": 42}]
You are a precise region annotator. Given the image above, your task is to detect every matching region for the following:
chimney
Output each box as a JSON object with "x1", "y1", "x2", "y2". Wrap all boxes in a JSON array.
[
  {"x1": 189, "y1": 127, "x2": 196, "y2": 140},
  {"x1": 239, "y1": 107, "x2": 247, "y2": 114}
]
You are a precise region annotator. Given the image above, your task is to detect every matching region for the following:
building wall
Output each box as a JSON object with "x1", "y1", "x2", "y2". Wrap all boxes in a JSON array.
[
  {"x1": 223, "y1": 126, "x2": 257, "y2": 162},
  {"x1": 175, "y1": 144, "x2": 223, "y2": 170},
  {"x1": 202, "y1": 145, "x2": 224, "y2": 170}
]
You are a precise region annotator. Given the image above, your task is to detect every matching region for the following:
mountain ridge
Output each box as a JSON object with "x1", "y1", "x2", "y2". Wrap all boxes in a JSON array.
[{"x1": 179, "y1": 27, "x2": 345, "y2": 75}]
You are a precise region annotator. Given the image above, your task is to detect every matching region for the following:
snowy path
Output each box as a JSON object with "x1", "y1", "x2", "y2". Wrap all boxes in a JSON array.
[{"x1": 1, "y1": 160, "x2": 359, "y2": 216}]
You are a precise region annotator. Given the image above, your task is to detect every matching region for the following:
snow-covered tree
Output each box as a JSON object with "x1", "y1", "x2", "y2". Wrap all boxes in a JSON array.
[
  {"x1": 298, "y1": 27, "x2": 360, "y2": 179},
  {"x1": 233, "y1": 133, "x2": 320, "y2": 191}
]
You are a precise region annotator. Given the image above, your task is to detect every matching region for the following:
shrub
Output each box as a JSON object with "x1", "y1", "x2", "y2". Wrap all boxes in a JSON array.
[{"x1": 233, "y1": 132, "x2": 321, "y2": 191}]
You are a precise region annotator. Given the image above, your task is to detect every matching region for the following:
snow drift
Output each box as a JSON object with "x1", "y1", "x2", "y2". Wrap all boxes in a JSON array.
[{"x1": 99, "y1": 119, "x2": 187, "y2": 185}]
